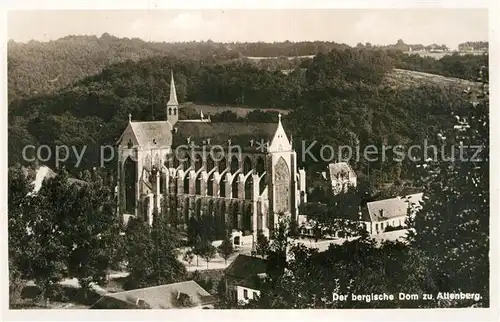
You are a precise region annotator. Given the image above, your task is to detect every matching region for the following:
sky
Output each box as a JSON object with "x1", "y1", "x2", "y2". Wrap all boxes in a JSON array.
[{"x1": 7, "y1": 9, "x2": 489, "y2": 49}]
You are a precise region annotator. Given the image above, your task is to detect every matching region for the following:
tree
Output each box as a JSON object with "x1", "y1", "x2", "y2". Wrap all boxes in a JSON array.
[
  {"x1": 266, "y1": 214, "x2": 291, "y2": 278},
  {"x1": 65, "y1": 178, "x2": 120, "y2": 298},
  {"x1": 408, "y1": 70, "x2": 489, "y2": 307},
  {"x1": 124, "y1": 215, "x2": 187, "y2": 290},
  {"x1": 199, "y1": 242, "x2": 217, "y2": 269},
  {"x1": 21, "y1": 170, "x2": 74, "y2": 305},
  {"x1": 8, "y1": 165, "x2": 34, "y2": 306},
  {"x1": 186, "y1": 216, "x2": 200, "y2": 246},
  {"x1": 183, "y1": 249, "x2": 195, "y2": 267},
  {"x1": 255, "y1": 230, "x2": 270, "y2": 258},
  {"x1": 217, "y1": 230, "x2": 235, "y2": 265},
  {"x1": 192, "y1": 236, "x2": 203, "y2": 267}
]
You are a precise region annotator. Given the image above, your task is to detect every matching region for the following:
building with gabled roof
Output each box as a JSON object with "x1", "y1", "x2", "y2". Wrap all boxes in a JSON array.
[
  {"x1": 328, "y1": 162, "x2": 357, "y2": 195},
  {"x1": 90, "y1": 280, "x2": 214, "y2": 309},
  {"x1": 224, "y1": 254, "x2": 268, "y2": 304},
  {"x1": 116, "y1": 71, "x2": 307, "y2": 242},
  {"x1": 362, "y1": 193, "x2": 423, "y2": 234}
]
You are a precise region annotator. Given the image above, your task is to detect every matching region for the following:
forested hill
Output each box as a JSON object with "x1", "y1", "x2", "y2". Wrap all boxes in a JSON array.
[
  {"x1": 9, "y1": 48, "x2": 482, "y2": 195},
  {"x1": 7, "y1": 34, "x2": 350, "y2": 101},
  {"x1": 8, "y1": 34, "x2": 487, "y2": 102}
]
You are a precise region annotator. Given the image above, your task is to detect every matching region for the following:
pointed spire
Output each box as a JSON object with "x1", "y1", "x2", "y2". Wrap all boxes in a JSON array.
[
  {"x1": 167, "y1": 70, "x2": 178, "y2": 106},
  {"x1": 278, "y1": 113, "x2": 282, "y2": 124},
  {"x1": 128, "y1": 113, "x2": 132, "y2": 123},
  {"x1": 200, "y1": 110, "x2": 204, "y2": 120}
]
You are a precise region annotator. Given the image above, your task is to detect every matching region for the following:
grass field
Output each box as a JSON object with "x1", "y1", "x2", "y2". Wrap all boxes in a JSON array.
[
  {"x1": 180, "y1": 102, "x2": 290, "y2": 118},
  {"x1": 383, "y1": 68, "x2": 479, "y2": 89}
]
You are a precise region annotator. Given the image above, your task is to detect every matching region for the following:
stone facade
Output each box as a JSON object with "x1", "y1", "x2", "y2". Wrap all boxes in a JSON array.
[{"x1": 116, "y1": 72, "x2": 307, "y2": 240}]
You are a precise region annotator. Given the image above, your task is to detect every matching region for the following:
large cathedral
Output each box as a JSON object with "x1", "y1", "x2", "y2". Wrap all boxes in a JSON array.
[{"x1": 116, "y1": 72, "x2": 307, "y2": 240}]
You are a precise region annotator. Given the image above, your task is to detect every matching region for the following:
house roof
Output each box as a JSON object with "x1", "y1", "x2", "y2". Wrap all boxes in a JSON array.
[
  {"x1": 239, "y1": 273, "x2": 267, "y2": 290},
  {"x1": 129, "y1": 121, "x2": 173, "y2": 148},
  {"x1": 90, "y1": 280, "x2": 214, "y2": 309},
  {"x1": 172, "y1": 121, "x2": 278, "y2": 150},
  {"x1": 365, "y1": 193, "x2": 423, "y2": 223},
  {"x1": 328, "y1": 162, "x2": 355, "y2": 182},
  {"x1": 225, "y1": 254, "x2": 268, "y2": 280}
]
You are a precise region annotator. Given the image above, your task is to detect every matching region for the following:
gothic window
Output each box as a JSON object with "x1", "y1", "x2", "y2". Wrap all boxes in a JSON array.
[
  {"x1": 124, "y1": 157, "x2": 137, "y2": 213},
  {"x1": 173, "y1": 108, "x2": 177, "y2": 115},
  {"x1": 160, "y1": 172, "x2": 166, "y2": 194},
  {"x1": 169, "y1": 108, "x2": 172, "y2": 115},
  {"x1": 195, "y1": 172, "x2": 202, "y2": 195},
  {"x1": 127, "y1": 139, "x2": 133, "y2": 149},
  {"x1": 274, "y1": 157, "x2": 290, "y2": 213},
  {"x1": 232, "y1": 175, "x2": 239, "y2": 198},
  {"x1": 183, "y1": 153, "x2": 191, "y2": 171},
  {"x1": 218, "y1": 157, "x2": 227, "y2": 173},
  {"x1": 256, "y1": 157, "x2": 266, "y2": 195},
  {"x1": 220, "y1": 175, "x2": 226, "y2": 198},
  {"x1": 195, "y1": 155, "x2": 203, "y2": 172},
  {"x1": 172, "y1": 154, "x2": 179, "y2": 169},
  {"x1": 184, "y1": 173, "x2": 190, "y2": 194},
  {"x1": 244, "y1": 176, "x2": 253, "y2": 200},
  {"x1": 255, "y1": 157, "x2": 265, "y2": 175},
  {"x1": 206, "y1": 155, "x2": 215, "y2": 173},
  {"x1": 207, "y1": 173, "x2": 214, "y2": 196},
  {"x1": 230, "y1": 156, "x2": 239, "y2": 174},
  {"x1": 243, "y1": 156, "x2": 252, "y2": 174}
]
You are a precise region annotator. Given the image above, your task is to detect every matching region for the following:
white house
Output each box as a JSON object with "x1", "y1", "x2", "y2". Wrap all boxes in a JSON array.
[
  {"x1": 363, "y1": 193, "x2": 423, "y2": 235},
  {"x1": 236, "y1": 280, "x2": 262, "y2": 304},
  {"x1": 224, "y1": 255, "x2": 267, "y2": 304}
]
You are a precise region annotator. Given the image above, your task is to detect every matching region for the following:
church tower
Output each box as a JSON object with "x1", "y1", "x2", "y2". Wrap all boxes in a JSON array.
[{"x1": 167, "y1": 70, "x2": 179, "y2": 125}]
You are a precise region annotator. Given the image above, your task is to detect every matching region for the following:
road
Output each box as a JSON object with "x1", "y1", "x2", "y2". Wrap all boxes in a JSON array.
[{"x1": 178, "y1": 229, "x2": 408, "y2": 271}]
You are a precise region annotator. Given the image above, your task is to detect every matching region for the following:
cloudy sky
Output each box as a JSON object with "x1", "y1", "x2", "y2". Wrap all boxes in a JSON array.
[{"x1": 8, "y1": 9, "x2": 488, "y2": 48}]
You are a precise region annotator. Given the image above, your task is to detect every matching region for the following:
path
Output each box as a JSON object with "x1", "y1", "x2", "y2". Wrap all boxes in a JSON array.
[{"x1": 177, "y1": 230, "x2": 408, "y2": 271}]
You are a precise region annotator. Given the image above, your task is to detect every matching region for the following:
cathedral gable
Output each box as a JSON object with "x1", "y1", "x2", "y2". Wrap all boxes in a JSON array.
[
  {"x1": 268, "y1": 121, "x2": 291, "y2": 153},
  {"x1": 117, "y1": 123, "x2": 139, "y2": 148}
]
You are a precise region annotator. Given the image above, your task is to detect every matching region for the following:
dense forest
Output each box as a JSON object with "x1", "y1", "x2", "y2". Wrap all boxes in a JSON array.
[
  {"x1": 8, "y1": 34, "x2": 487, "y2": 101},
  {"x1": 8, "y1": 44, "x2": 486, "y2": 195}
]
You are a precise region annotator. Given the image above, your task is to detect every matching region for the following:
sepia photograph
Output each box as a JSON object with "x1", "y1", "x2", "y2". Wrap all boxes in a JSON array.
[{"x1": 3, "y1": 2, "x2": 494, "y2": 320}]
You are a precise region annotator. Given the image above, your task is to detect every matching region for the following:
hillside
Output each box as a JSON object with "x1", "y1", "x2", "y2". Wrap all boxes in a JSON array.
[
  {"x1": 384, "y1": 69, "x2": 479, "y2": 90},
  {"x1": 8, "y1": 34, "x2": 487, "y2": 103},
  {"x1": 8, "y1": 47, "x2": 478, "y2": 195},
  {"x1": 7, "y1": 35, "x2": 348, "y2": 101}
]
